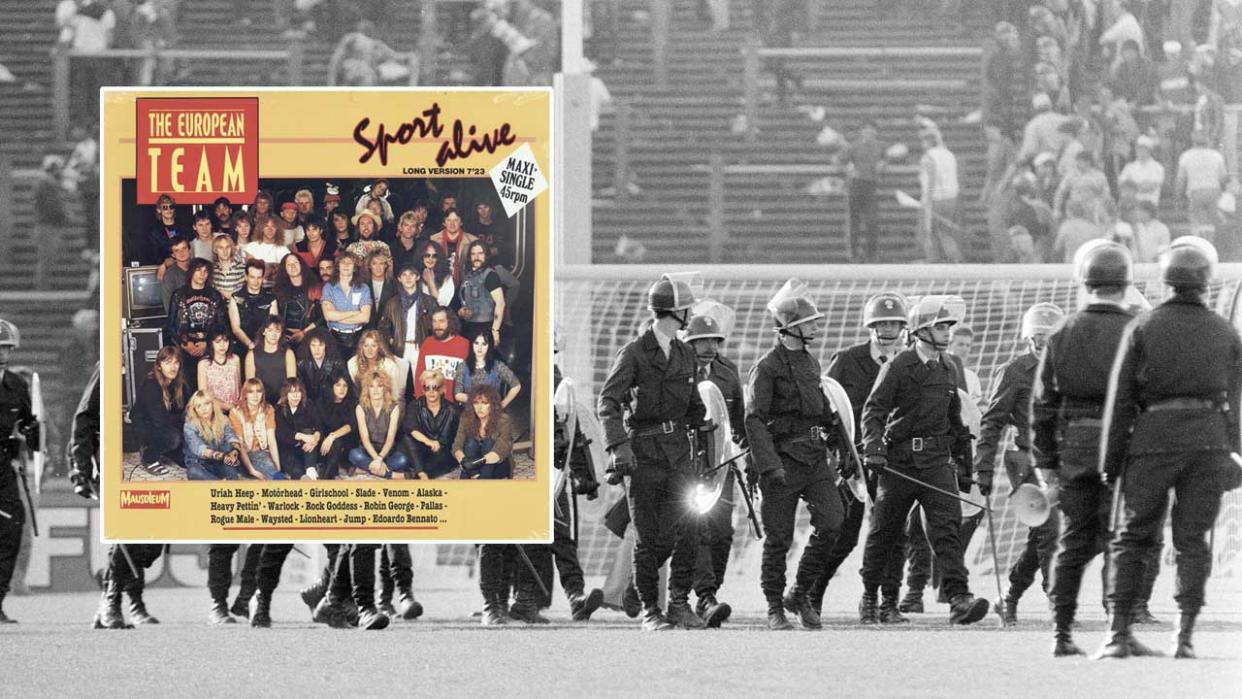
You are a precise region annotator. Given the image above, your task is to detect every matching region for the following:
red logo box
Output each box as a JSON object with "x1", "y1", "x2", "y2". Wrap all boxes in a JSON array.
[
  {"x1": 120, "y1": 490, "x2": 172, "y2": 509},
  {"x1": 136, "y1": 97, "x2": 259, "y2": 205}
]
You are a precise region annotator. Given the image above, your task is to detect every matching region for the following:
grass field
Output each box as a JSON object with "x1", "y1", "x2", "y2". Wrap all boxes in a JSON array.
[{"x1": 3, "y1": 586, "x2": 1240, "y2": 697}]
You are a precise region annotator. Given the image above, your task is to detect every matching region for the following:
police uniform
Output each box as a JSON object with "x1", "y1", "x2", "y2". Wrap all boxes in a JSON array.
[
  {"x1": 805, "y1": 341, "x2": 906, "y2": 615},
  {"x1": 319, "y1": 543, "x2": 390, "y2": 630},
  {"x1": 206, "y1": 543, "x2": 264, "y2": 623},
  {"x1": 746, "y1": 342, "x2": 843, "y2": 629},
  {"x1": 0, "y1": 367, "x2": 35, "y2": 623},
  {"x1": 1098, "y1": 242, "x2": 1242, "y2": 659},
  {"x1": 977, "y1": 350, "x2": 1058, "y2": 620},
  {"x1": 860, "y1": 323, "x2": 984, "y2": 624},
  {"x1": 598, "y1": 326, "x2": 706, "y2": 629},
  {"x1": 377, "y1": 544, "x2": 423, "y2": 620}
]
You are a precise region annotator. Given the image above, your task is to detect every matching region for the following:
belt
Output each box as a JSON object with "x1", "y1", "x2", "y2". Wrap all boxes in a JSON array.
[
  {"x1": 1145, "y1": 397, "x2": 1222, "y2": 412},
  {"x1": 894, "y1": 435, "x2": 953, "y2": 453},
  {"x1": 786, "y1": 426, "x2": 830, "y2": 445},
  {"x1": 331, "y1": 327, "x2": 361, "y2": 335},
  {"x1": 629, "y1": 421, "x2": 684, "y2": 438}
]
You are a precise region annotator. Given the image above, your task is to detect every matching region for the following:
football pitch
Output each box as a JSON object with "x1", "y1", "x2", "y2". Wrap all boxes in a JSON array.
[{"x1": 3, "y1": 587, "x2": 1240, "y2": 697}]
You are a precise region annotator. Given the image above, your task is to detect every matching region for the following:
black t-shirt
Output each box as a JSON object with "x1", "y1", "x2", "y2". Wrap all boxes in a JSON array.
[{"x1": 233, "y1": 287, "x2": 277, "y2": 342}]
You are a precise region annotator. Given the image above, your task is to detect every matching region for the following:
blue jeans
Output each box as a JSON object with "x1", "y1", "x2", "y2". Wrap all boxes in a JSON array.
[
  {"x1": 461, "y1": 435, "x2": 511, "y2": 479},
  {"x1": 348, "y1": 447, "x2": 411, "y2": 477},
  {"x1": 185, "y1": 453, "x2": 242, "y2": 481},
  {"x1": 246, "y1": 450, "x2": 288, "y2": 480}
]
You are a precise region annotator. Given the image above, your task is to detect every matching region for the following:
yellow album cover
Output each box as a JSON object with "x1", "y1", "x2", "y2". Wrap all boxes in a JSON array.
[{"x1": 101, "y1": 88, "x2": 551, "y2": 542}]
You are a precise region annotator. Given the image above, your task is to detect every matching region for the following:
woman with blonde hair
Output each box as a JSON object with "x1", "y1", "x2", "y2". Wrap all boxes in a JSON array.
[
  {"x1": 348, "y1": 369, "x2": 410, "y2": 478},
  {"x1": 453, "y1": 383, "x2": 513, "y2": 480},
  {"x1": 228, "y1": 378, "x2": 286, "y2": 480},
  {"x1": 182, "y1": 390, "x2": 243, "y2": 480},
  {"x1": 348, "y1": 328, "x2": 409, "y2": 399}
]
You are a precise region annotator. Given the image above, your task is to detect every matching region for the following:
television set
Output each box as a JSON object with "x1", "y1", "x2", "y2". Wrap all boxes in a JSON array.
[{"x1": 123, "y1": 266, "x2": 167, "y2": 324}]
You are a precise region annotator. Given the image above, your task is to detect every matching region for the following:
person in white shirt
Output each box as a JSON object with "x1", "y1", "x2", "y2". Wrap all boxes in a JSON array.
[
  {"x1": 918, "y1": 127, "x2": 963, "y2": 262},
  {"x1": 1129, "y1": 200, "x2": 1171, "y2": 262},
  {"x1": 1175, "y1": 129, "x2": 1230, "y2": 237},
  {"x1": 243, "y1": 215, "x2": 294, "y2": 288},
  {"x1": 1118, "y1": 134, "x2": 1165, "y2": 206}
]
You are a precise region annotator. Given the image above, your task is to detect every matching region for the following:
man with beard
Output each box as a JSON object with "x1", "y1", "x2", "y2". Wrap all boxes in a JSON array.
[
  {"x1": 413, "y1": 307, "x2": 470, "y2": 402},
  {"x1": 977, "y1": 302, "x2": 1064, "y2": 625},
  {"x1": 167, "y1": 259, "x2": 228, "y2": 382},
  {"x1": 1096, "y1": 238, "x2": 1241, "y2": 660},
  {"x1": 598, "y1": 275, "x2": 708, "y2": 631},
  {"x1": 746, "y1": 281, "x2": 843, "y2": 630},
  {"x1": 228, "y1": 260, "x2": 278, "y2": 355},
  {"x1": 471, "y1": 201, "x2": 511, "y2": 269},
  {"x1": 456, "y1": 241, "x2": 505, "y2": 346},
  {"x1": 799, "y1": 292, "x2": 909, "y2": 622},
  {"x1": 859, "y1": 295, "x2": 989, "y2": 626},
  {"x1": 346, "y1": 209, "x2": 391, "y2": 262},
  {"x1": 678, "y1": 313, "x2": 745, "y2": 628},
  {"x1": 430, "y1": 209, "x2": 478, "y2": 285}
]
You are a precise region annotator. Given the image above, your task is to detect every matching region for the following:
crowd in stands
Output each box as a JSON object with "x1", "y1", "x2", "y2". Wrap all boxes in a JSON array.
[{"x1": 123, "y1": 179, "x2": 528, "y2": 481}]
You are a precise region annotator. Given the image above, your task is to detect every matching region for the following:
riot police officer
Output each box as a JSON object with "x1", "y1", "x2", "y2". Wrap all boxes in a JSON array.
[
  {"x1": 977, "y1": 302, "x2": 1064, "y2": 624},
  {"x1": 745, "y1": 281, "x2": 843, "y2": 630},
  {"x1": 598, "y1": 274, "x2": 708, "y2": 631},
  {"x1": 679, "y1": 313, "x2": 745, "y2": 628},
  {"x1": 1032, "y1": 240, "x2": 1136, "y2": 656},
  {"x1": 801, "y1": 292, "x2": 909, "y2": 622},
  {"x1": 859, "y1": 296, "x2": 988, "y2": 626},
  {"x1": 0, "y1": 318, "x2": 39, "y2": 623},
  {"x1": 1097, "y1": 238, "x2": 1242, "y2": 659}
]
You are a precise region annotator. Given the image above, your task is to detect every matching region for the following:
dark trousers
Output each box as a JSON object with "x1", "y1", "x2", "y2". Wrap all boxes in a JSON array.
[
  {"x1": 0, "y1": 487, "x2": 25, "y2": 598},
  {"x1": 760, "y1": 456, "x2": 843, "y2": 601},
  {"x1": 278, "y1": 445, "x2": 318, "y2": 480},
  {"x1": 1049, "y1": 477, "x2": 1111, "y2": 618},
  {"x1": 107, "y1": 544, "x2": 164, "y2": 591},
  {"x1": 848, "y1": 178, "x2": 880, "y2": 261},
  {"x1": 1108, "y1": 452, "x2": 1225, "y2": 615},
  {"x1": 480, "y1": 544, "x2": 550, "y2": 605},
  {"x1": 257, "y1": 544, "x2": 294, "y2": 595},
  {"x1": 692, "y1": 468, "x2": 735, "y2": 600},
  {"x1": 330, "y1": 543, "x2": 380, "y2": 608},
  {"x1": 551, "y1": 487, "x2": 586, "y2": 597},
  {"x1": 138, "y1": 424, "x2": 183, "y2": 467},
  {"x1": 378, "y1": 543, "x2": 414, "y2": 602},
  {"x1": 863, "y1": 461, "x2": 970, "y2": 599},
  {"x1": 320, "y1": 439, "x2": 351, "y2": 480},
  {"x1": 207, "y1": 544, "x2": 263, "y2": 603},
  {"x1": 627, "y1": 433, "x2": 699, "y2": 608},
  {"x1": 1008, "y1": 511, "x2": 1059, "y2": 598},
  {"x1": 810, "y1": 477, "x2": 905, "y2": 601}
]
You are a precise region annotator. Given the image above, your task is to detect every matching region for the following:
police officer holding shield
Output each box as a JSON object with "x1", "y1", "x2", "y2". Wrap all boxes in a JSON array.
[
  {"x1": 745, "y1": 280, "x2": 843, "y2": 630},
  {"x1": 1097, "y1": 237, "x2": 1242, "y2": 660},
  {"x1": 859, "y1": 296, "x2": 989, "y2": 626},
  {"x1": 1032, "y1": 240, "x2": 1136, "y2": 656},
  {"x1": 598, "y1": 275, "x2": 708, "y2": 631},
  {"x1": 977, "y1": 302, "x2": 1063, "y2": 624},
  {"x1": 0, "y1": 318, "x2": 39, "y2": 624}
]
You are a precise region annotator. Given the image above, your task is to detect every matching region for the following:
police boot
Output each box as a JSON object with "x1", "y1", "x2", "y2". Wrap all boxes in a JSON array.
[
  {"x1": 858, "y1": 593, "x2": 879, "y2": 625},
  {"x1": 209, "y1": 599, "x2": 236, "y2": 625},
  {"x1": 642, "y1": 606, "x2": 675, "y2": 632},
  {"x1": 481, "y1": 593, "x2": 510, "y2": 626},
  {"x1": 789, "y1": 591, "x2": 822, "y2": 630},
  {"x1": 696, "y1": 593, "x2": 732, "y2": 628},
  {"x1": 299, "y1": 580, "x2": 326, "y2": 616},
  {"x1": 92, "y1": 574, "x2": 130, "y2": 630},
  {"x1": 356, "y1": 605, "x2": 390, "y2": 630},
  {"x1": 249, "y1": 592, "x2": 273, "y2": 628},
  {"x1": 1001, "y1": 596, "x2": 1019, "y2": 626},
  {"x1": 1131, "y1": 601, "x2": 1161, "y2": 625},
  {"x1": 767, "y1": 598, "x2": 794, "y2": 631},
  {"x1": 128, "y1": 586, "x2": 160, "y2": 625},
  {"x1": 948, "y1": 594, "x2": 990, "y2": 626},
  {"x1": 569, "y1": 588, "x2": 603, "y2": 622},
  {"x1": 1052, "y1": 608, "x2": 1084, "y2": 657},
  {"x1": 898, "y1": 589, "x2": 924, "y2": 614},
  {"x1": 509, "y1": 600, "x2": 551, "y2": 624},
  {"x1": 1172, "y1": 612, "x2": 1197, "y2": 659},
  {"x1": 397, "y1": 587, "x2": 424, "y2": 620},
  {"x1": 311, "y1": 594, "x2": 351, "y2": 629},
  {"x1": 230, "y1": 585, "x2": 256, "y2": 620},
  {"x1": 621, "y1": 583, "x2": 642, "y2": 619},
  {"x1": 667, "y1": 597, "x2": 707, "y2": 630},
  {"x1": 879, "y1": 593, "x2": 910, "y2": 624},
  {"x1": 378, "y1": 575, "x2": 397, "y2": 618}
]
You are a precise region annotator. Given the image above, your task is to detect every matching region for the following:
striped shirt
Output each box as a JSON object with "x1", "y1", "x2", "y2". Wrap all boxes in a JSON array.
[{"x1": 212, "y1": 251, "x2": 247, "y2": 298}]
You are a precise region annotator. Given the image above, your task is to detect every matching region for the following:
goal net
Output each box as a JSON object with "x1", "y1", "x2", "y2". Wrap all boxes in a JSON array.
[{"x1": 553, "y1": 263, "x2": 1242, "y2": 607}]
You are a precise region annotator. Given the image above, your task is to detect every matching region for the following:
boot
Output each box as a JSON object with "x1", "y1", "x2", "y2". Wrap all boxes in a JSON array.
[
  {"x1": 509, "y1": 600, "x2": 551, "y2": 624},
  {"x1": 209, "y1": 600, "x2": 236, "y2": 625},
  {"x1": 128, "y1": 587, "x2": 160, "y2": 625},
  {"x1": 1095, "y1": 612, "x2": 1134, "y2": 659},
  {"x1": 356, "y1": 604, "x2": 390, "y2": 630},
  {"x1": 1172, "y1": 612, "x2": 1196, "y2": 659},
  {"x1": 621, "y1": 583, "x2": 642, "y2": 619},
  {"x1": 858, "y1": 593, "x2": 879, "y2": 625},
  {"x1": 397, "y1": 587, "x2": 424, "y2": 620},
  {"x1": 642, "y1": 606, "x2": 675, "y2": 631},
  {"x1": 312, "y1": 595, "x2": 351, "y2": 629},
  {"x1": 300, "y1": 580, "x2": 326, "y2": 617},
  {"x1": 92, "y1": 575, "x2": 130, "y2": 630},
  {"x1": 1131, "y1": 601, "x2": 1161, "y2": 625},
  {"x1": 1002, "y1": 596, "x2": 1019, "y2": 626},
  {"x1": 250, "y1": 592, "x2": 273, "y2": 628},
  {"x1": 768, "y1": 599, "x2": 794, "y2": 630},
  {"x1": 481, "y1": 593, "x2": 509, "y2": 626},
  {"x1": 898, "y1": 589, "x2": 924, "y2": 614},
  {"x1": 1052, "y1": 607, "x2": 1084, "y2": 657},
  {"x1": 949, "y1": 594, "x2": 990, "y2": 626},
  {"x1": 569, "y1": 588, "x2": 603, "y2": 622},
  {"x1": 789, "y1": 591, "x2": 822, "y2": 630},
  {"x1": 879, "y1": 594, "x2": 910, "y2": 624},
  {"x1": 378, "y1": 578, "x2": 397, "y2": 618},
  {"x1": 666, "y1": 599, "x2": 707, "y2": 629},
  {"x1": 696, "y1": 593, "x2": 732, "y2": 628},
  {"x1": 230, "y1": 594, "x2": 252, "y2": 620}
]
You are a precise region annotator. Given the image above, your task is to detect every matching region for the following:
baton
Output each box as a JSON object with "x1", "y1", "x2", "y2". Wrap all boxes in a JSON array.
[
  {"x1": 514, "y1": 544, "x2": 551, "y2": 601},
  {"x1": 116, "y1": 544, "x2": 140, "y2": 580},
  {"x1": 874, "y1": 464, "x2": 992, "y2": 512},
  {"x1": 730, "y1": 463, "x2": 763, "y2": 540},
  {"x1": 16, "y1": 462, "x2": 38, "y2": 536},
  {"x1": 982, "y1": 493, "x2": 1008, "y2": 628},
  {"x1": 701, "y1": 448, "x2": 753, "y2": 477}
]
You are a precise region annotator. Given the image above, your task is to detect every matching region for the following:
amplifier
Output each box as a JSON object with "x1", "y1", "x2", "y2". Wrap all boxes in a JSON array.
[{"x1": 123, "y1": 327, "x2": 164, "y2": 410}]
